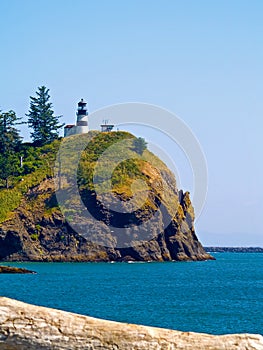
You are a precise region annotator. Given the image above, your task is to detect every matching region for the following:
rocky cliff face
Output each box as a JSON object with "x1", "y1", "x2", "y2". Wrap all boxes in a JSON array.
[
  {"x1": 0, "y1": 132, "x2": 213, "y2": 262},
  {"x1": 0, "y1": 298, "x2": 262, "y2": 350},
  {"x1": 0, "y1": 177, "x2": 212, "y2": 262}
]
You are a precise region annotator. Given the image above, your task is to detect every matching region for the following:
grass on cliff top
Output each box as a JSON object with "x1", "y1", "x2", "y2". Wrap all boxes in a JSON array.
[
  {"x1": 0, "y1": 131, "x2": 178, "y2": 223},
  {"x1": 0, "y1": 140, "x2": 60, "y2": 223},
  {"x1": 57, "y1": 131, "x2": 178, "y2": 216},
  {"x1": 57, "y1": 131, "x2": 170, "y2": 195}
]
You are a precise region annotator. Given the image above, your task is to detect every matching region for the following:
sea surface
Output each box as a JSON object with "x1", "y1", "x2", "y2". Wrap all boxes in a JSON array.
[{"x1": 1, "y1": 253, "x2": 262, "y2": 335}]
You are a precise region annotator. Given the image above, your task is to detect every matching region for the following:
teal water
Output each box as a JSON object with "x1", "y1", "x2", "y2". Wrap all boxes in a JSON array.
[{"x1": 0, "y1": 253, "x2": 262, "y2": 335}]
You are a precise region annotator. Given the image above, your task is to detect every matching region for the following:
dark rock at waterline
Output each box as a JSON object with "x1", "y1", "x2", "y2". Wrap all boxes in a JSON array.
[{"x1": 0, "y1": 266, "x2": 36, "y2": 274}]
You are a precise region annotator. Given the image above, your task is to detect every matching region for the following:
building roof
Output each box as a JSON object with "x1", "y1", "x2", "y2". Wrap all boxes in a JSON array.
[
  {"x1": 78, "y1": 98, "x2": 86, "y2": 105},
  {"x1": 64, "y1": 124, "x2": 75, "y2": 128}
]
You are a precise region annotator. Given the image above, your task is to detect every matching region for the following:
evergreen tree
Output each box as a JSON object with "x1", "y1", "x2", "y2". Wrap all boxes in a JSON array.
[
  {"x1": 0, "y1": 110, "x2": 22, "y2": 153},
  {"x1": 0, "y1": 110, "x2": 22, "y2": 188},
  {"x1": 133, "y1": 137, "x2": 147, "y2": 155},
  {"x1": 27, "y1": 86, "x2": 63, "y2": 145}
]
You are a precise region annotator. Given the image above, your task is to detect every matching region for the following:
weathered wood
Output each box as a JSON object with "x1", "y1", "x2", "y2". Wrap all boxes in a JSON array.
[{"x1": 0, "y1": 297, "x2": 262, "y2": 350}]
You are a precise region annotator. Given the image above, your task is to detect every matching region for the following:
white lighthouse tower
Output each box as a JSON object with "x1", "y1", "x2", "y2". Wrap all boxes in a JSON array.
[
  {"x1": 75, "y1": 98, "x2": 89, "y2": 134},
  {"x1": 64, "y1": 99, "x2": 89, "y2": 137}
]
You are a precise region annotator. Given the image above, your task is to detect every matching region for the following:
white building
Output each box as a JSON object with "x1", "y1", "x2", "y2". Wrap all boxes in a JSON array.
[
  {"x1": 64, "y1": 99, "x2": 89, "y2": 137},
  {"x1": 100, "y1": 119, "x2": 114, "y2": 132}
]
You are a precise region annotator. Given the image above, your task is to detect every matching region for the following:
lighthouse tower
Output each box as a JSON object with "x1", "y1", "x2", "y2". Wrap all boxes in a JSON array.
[
  {"x1": 64, "y1": 99, "x2": 89, "y2": 137},
  {"x1": 64, "y1": 99, "x2": 90, "y2": 137},
  {"x1": 75, "y1": 98, "x2": 89, "y2": 134}
]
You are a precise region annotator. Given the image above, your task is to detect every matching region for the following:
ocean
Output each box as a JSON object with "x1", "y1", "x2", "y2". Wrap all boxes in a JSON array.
[{"x1": 0, "y1": 253, "x2": 262, "y2": 335}]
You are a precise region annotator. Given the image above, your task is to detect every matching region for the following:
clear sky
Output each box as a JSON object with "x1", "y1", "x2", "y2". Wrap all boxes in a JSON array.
[{"x1": 0, "y1": 0, "x2": 262, "y2": 246}]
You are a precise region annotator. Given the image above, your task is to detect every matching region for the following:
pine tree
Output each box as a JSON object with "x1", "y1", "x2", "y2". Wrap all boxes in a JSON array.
[
  {"x1": 27, "y1": 86, "x2": 63, "y2": 145},
  {"x1": 133, "y1": 137, "x2": 147, "y2": 155},
  {"x1": 0, "y1": 110, "x2": 22, "y2": 153},
  {"x1": 0, "y1": 110, "x2": 22, "y2": 188}
]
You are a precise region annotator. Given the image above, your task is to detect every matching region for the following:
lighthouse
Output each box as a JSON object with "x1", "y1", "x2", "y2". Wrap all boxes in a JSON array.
[
  {"x1": 64, "y1": 99, "x2": 89, "y2": 137},
  {"x1": 75, "y1": 98, "x2": 89, "y2": 134}
]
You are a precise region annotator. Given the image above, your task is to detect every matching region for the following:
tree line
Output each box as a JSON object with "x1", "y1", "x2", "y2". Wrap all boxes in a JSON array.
[
  {"x1": 0, "y1": 86, "x2": 63, "y2": 188},
  {"x1": 0, "y1": 86, "x2": 148, "y2": 189}
]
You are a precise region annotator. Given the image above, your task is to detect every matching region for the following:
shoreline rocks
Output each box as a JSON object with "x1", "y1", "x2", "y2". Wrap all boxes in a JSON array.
[
  {"x1": 0, "y1": 297, "x2": 262, "y2": 350},
  {"x1": 0, "y1": 266, "x2": 36, "y2": 274}
]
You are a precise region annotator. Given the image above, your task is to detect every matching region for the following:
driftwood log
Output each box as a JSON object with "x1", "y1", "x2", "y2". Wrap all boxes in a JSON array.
[{"x1": 0, "y1": 297, "x2": 262, "y2": 350}]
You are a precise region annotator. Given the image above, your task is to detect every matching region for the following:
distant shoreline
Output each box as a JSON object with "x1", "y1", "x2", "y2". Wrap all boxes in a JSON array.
[{"x1": 204, "y1": 247, "x2": 263, "y2": 253}]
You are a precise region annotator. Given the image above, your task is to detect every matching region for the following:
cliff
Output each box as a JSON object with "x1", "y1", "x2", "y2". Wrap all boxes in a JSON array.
[
  {"x1": 0, "y1": 132, "x2": 213, "y2": 262},
  {"x1": 0, "y1": 298, "x2": 262, "y2": 350}
]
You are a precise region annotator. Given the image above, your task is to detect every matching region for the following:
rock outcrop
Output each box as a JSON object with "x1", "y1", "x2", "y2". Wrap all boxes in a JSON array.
[
  {"x1": 0, "y1": 176, "x2": 212, "y2": 262},
  {"x1": 0, "y1": 298, "x2": 262, "y2": 350},
  {"x1": 0, "y1": 132, "x2": 213, "y2": 262},
  {"x1": 0, "y1": 266, "x2": 36, "y2": 274}
]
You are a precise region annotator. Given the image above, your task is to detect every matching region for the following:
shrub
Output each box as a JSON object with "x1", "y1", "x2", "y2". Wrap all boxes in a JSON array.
[{"x1": 30, "y1": 233, "x2": 39, "y2": 241}]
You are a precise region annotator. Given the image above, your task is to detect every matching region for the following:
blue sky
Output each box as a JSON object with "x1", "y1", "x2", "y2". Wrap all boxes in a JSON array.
[{"x1": 0, "y1": 0, "x2": 262, "y2": 246}]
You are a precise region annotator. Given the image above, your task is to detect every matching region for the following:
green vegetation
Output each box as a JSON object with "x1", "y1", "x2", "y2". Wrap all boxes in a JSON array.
[
  {"x1": 0, "y1": 140, "x2": 60, "y2": 223},
  {"x1": 57, "y1": 132, "x2": 179, "y2": 217},
  {"x1": 0, "y1": 85, "x2": 62, "y2": 189},
  {"x1": 30, "y1": 233, "x2": 39, "y2": 241},
  {"x1": 75, "y1": 132, "x2": 150, "y2": 196},
  {"x1": 0, "y1": 110, "x2": 23, "y2": 188},
  {"x1": 27, "y1": 86, "x2": 64, "y2": 146},
  {"x1": 0, "y1": 127, "x2": 178, "y2": 225},
  {"x1": 0, "y1": 110, "x2": 22, "y2": 153},
  {"x1": 133, "y1": 137, "x2": 147, "y2": 155}
]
